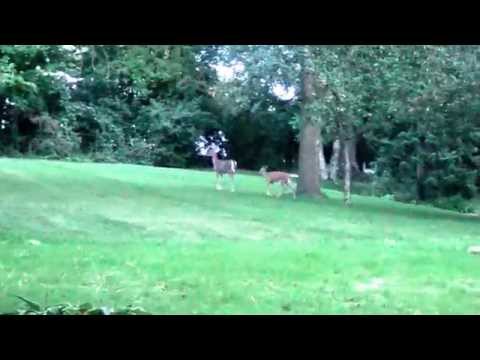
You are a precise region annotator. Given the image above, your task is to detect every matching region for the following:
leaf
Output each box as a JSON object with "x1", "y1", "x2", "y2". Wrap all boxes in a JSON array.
[
  {"x1": 45, "y1": 306, "x2": 63, "y2": 315},
  {"x1": 86, "y1": 308, "x2": 105, "y2": 315},
  {"x1": 15, "y1": 295, "x2": 41, "y2": 311},
  {"x1": 63, "y1": 308, "x2": 80, "y2": 315},
  {"x1": 112, "y1": 305, "x2": 149, "y2": 315},
  {"x1": 79, "y1": 302, "x2": 93, "y2": 312}
]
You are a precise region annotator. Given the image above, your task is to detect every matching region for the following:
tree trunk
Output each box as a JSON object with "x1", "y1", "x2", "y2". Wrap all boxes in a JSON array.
[
  {"x1": 336, "y1": 113, "x2": 353, "y2": 205},
  {"x1": 416, "y1": 163, "x2": 424, "y2": 202},
  {"x1": 416, "y1": 137, "x2": 426, "y2": 202},
  {"x1": 416, "y1": 153, "x2": 425, "y2": 202},
  {"x1": 344, "y1": 137, "x2": 359, "y2": 176},
  {"x1": 329, "y1": 139, "x2": 341, "y2": 183},
  {"x1": 343, "y1": 139, "x2": 352, "y2": 205},
  {"x1": 318, "y1": 137, "x2": 328, "y2": 181},
  {"x1": 296, "y1": 60, "x2": 321, "y2": 197},
  {"x1": 297, "y1": 120, "x2": 321, "y2": 196},
  {"x1": 337, "y1": 133, "x2": 359, "y2": 180},
  {"x1": 347, "y1": 136, "x2": 360, "y2": 174}
]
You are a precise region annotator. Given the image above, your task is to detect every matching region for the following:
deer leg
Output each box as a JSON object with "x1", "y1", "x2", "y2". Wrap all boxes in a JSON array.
[
  {"x1": 229, "y1": 173, "x2": 235, "y2": 192},
  {"x1": 287, "y1": 180, "x2": 296, "y2": 199},
  {"x1": 216, "y1": 173, "x2": 223, "y2": 190},
  {"x1": 266, "y1": 183, "x2": 272, "y2": 196},
  {"x1": 277, "y1": 183, "x2": 285, "y2": 198}
]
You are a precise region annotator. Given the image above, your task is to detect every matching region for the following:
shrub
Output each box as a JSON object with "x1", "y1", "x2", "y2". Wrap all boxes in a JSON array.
[{"x1": 431, "y1": 195, "x2": 476, "y2": 214}]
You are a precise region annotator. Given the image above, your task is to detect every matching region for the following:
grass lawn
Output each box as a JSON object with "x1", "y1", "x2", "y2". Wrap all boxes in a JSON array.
[{"x1": 1, "y1": 157, "x2": 480, "y2": 314}]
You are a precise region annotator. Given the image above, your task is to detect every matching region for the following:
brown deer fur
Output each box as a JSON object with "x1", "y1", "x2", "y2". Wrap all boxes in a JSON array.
[{"x1": 259, "y1": 166, "x2": 297, "y2": 199}]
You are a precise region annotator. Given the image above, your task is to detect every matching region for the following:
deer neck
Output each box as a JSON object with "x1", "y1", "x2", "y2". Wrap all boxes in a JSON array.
[{"x1": 211, "y1": 153, "x2": 219, "y2": 169}]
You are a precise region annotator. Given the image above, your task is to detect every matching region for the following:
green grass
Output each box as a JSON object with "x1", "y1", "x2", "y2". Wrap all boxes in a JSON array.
[{"x1": 1, "y1": 157, "x2": 480, "y2": 314}]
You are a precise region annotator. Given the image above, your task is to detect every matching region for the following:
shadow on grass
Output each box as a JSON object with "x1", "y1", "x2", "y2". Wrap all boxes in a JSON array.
[{"x1": 341, "y1": 197, "x2": 480, "y2": 224}]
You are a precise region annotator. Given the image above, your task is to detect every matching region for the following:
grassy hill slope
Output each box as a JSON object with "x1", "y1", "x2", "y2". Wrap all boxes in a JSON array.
[{"x1": 1, "y1": 158, "x2": 479, "y2": 314}]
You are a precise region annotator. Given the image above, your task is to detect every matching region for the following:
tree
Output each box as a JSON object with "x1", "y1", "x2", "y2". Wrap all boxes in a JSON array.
[
  {"x1": 0, "y1": 45, "x2": 81, "y2": 156},
  {"x1": 363, "y1": 46, "x2": 480, "y2": 203},
  {"x1": 202, "y1": 45, "x2": 326, "y2": 197},
  {"x1": 68, "y1": 45, "x2": 220, "y2": 166}
]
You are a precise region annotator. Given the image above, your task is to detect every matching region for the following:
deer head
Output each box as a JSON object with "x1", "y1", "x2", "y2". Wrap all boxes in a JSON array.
[
  {"x1": 259, "y1": 166, "x2": 268, "y2": 176},
  {"x1": 205, "y1": 144, "x2": 221, "y2": 157}
]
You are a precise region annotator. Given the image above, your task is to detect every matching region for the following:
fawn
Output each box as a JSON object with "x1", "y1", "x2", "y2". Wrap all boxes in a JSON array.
[{"x1": 259, "y1": 166, "x2": 297, "y2": 199}]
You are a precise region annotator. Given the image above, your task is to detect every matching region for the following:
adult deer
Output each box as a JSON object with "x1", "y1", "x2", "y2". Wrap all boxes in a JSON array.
[
  {"x1": 259, "y1": 166, "x2": 297, "y2": 199},
  {"x1": 206, "y1": 144, "x2": 237, "y2": 192}
]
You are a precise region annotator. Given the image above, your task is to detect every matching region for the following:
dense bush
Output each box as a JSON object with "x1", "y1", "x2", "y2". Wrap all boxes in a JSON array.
[{"x1": 431, "y1": 195, "x2": 476, "y2": 214}]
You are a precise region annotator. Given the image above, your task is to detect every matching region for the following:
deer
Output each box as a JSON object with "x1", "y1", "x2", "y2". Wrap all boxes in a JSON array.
[
  {"x1": 206, "y1": 144, "x2": 237, "y2": 192},
  {"x1": 259, "y1": 166, "x2": 298, "y2": 199}
]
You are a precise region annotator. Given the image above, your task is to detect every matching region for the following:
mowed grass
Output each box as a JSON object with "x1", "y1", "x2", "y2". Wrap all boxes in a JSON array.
[{"x1": 1, "y1": 158, "x2": 480, "y2": 314}]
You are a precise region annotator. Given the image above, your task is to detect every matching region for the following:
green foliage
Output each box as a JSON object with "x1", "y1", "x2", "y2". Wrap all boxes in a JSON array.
[
  {"x1": 431, "y1": 195, "x2": 476, "y2": 214},
  {"x1": 347, "y1": 46, "x2": 480, "y2": 203},
  {"x1": 1, "y1": 45, "x2": 220, "y2": 168},
  {"x1": 134, "y1": 99, "x2": 211, "y2": 167},
  {"x1": 221, "y1": 107, "x2": 298, "y2": 170}
]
